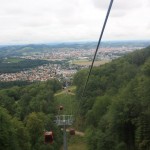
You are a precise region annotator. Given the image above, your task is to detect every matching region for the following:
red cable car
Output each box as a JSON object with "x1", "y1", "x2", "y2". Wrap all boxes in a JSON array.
[
  {"x1": 44, "y1": 131, "x2": 54, "y2": 144},
  {"x1": 69, "y1": 129, "x2": 75, "y2": 135},
  {"x1": 59, "y1": 105, "x2": 63, "y2": 111}
]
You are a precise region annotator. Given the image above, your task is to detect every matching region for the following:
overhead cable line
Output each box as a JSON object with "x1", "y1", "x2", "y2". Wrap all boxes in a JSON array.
[{"x1": 81, "y1": 0, "x2": 114, "y2": 98}]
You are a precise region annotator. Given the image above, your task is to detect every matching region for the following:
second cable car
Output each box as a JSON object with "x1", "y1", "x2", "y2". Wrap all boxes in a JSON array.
[
  {"x1": 69, "y1": 128, "x2": 75, "y2": 135},
  {"x1": 44, "y1": 131, "x2": 54, "y2": 144},
  {"x1": 59, "y1": 105, "x2": 63, "y2": 111}
]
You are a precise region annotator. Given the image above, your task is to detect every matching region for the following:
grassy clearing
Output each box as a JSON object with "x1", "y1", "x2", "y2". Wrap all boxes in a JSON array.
[
  {"x1": 68, "y1": 136, "x2": 87, "y2": 150},
  {"x1": 68, "y1": 86, "x2": 76, "y2": 92},
  {"x1": 72, "y1": 60, "x2": 110, "y2": 66},
  {"x1": 54, "y1": 86, "x2": 85, "y2": 129},
  {"x1": 55, "y1": 86, "x2": 76, "y2": 96},
  {"x1": 60, "y1": 135, "x2": 87, "y2": 150},
  {"x1": 55, "y1": 86, "x2": 88, "y2": 150},
  {"x1": 54, "y1": 87, "x2": 78, "y2": 116},
  {"x1": 68, "y1": 143, "x2": 87, "y2": 150}
]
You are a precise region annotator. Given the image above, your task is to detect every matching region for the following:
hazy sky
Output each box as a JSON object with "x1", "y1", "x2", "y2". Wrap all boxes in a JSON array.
[{"x1": 0, "y1": 0, "x2": 150, "y2": 44}]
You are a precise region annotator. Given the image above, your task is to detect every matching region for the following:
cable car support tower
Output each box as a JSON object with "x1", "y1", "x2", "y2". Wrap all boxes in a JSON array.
[{"x1": 55, "y1": 114, "x2": 74, "y2": 150}]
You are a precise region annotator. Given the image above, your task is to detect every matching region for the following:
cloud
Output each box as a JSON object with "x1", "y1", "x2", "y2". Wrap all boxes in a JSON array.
[
  {"x1": 0, "y1": 0, "x2": 149, "y2": 44},
  {"x1": 91, "y1": 0, "x2": 145, "y2": 18},
  {"x1": 92, "y1": 0, "x2": 143, "y2": 10}
]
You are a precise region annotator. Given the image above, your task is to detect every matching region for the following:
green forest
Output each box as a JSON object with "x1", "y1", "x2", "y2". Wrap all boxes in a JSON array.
[
  {"x1": 0, "y1": 59, "x2": 50, "y2": 73},
  {"x1": 0, "y1": 79, "x2": 63, "y2": 150},
  {"x1": 0, "y1": 81, "x2": 32, "y2": 89},
  {"x1": 0, "y1": 46, "x2": 150, "y2": 150},
  {"x1": 73, "y1": 46, "x2": 150, "y2": 150}
]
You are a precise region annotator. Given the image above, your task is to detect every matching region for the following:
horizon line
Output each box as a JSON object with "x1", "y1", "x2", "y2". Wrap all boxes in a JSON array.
[{"x1": 0, "y1": 39, "x2": 150, "y2": 46}]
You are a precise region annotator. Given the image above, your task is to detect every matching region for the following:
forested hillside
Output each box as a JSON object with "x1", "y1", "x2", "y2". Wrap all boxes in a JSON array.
[
  {"x1": 0, "y1": 46, "x2": 150, "y2": 150},
  {"x1": 0, "y1": 79, "x2": 62, "y2": 150},
  {"x1": 0, "y1": 81, "x2": 32, "y2": 89},
  {"x1": 73, "y1": 46, "x2": 150, "y2": 150},
  {"x1": 0, "y1": 59, "x2": 49, "y2": 73}
]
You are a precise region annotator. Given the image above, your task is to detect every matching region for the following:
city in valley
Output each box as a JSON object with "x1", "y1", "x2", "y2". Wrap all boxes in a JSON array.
[{"x1": 0, "y1": 41, "x2": 149, "y2": 83}]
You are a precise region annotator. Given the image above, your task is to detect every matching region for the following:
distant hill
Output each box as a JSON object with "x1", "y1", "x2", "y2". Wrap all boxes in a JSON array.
[{"x1": 0, "y1": 41, "x2": 149, "y2": 57}]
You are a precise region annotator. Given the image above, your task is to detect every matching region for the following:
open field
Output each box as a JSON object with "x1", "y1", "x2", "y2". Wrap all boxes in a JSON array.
[
  {"x1": 55, "y1": 93, "x2": 77, "y2": 115},
  {"x1": 54, "y1": 86, "x2": 78, "y2": 116},
  {"x1": 60, "y1": 135, "x2": 87, "y2": 150},
  {"x1": 72, "y1": 60, "x2": 110, "y2": 66},
  {"x1": 55, "y1": 86, "x2": 88, "y2": 150},
  {"x1": 55, "y1": 86, "x2": 76, "y2": 96}
]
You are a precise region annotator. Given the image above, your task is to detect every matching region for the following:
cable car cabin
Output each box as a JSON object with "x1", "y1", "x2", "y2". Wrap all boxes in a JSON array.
[
  {"x1": 44, "y1": 131, "x2": 53, "y2": 144},
  {"x1": 69, "y1": 129, "x2": 75, "y2": 135},
  {"x1": 59, "y1": 106, "x2": 63, "y2": 111}
]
